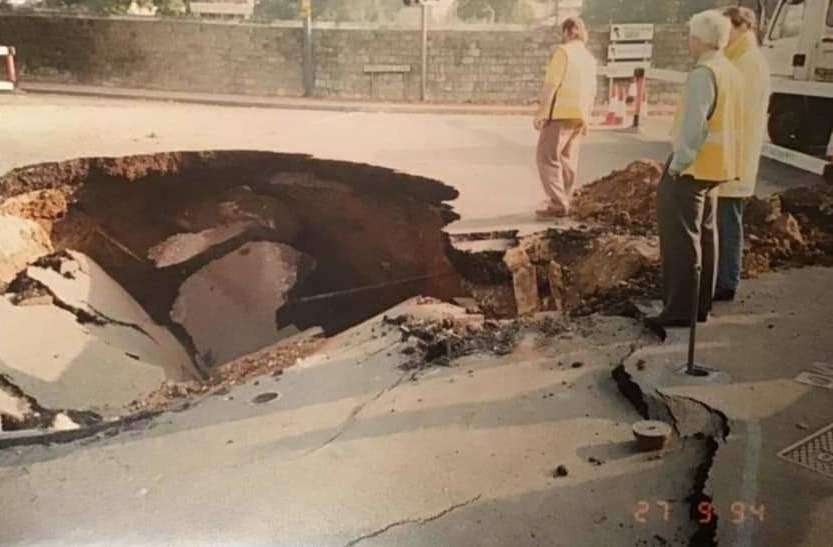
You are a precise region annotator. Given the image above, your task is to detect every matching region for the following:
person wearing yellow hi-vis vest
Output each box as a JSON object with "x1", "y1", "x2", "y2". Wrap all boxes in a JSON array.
[
  {"x1": 533, "y1": 17, "x2": 598, "y2": 218},
  {"x1": 647, "y1": 10, "x2": 745, "y2": 329},
  {"x1": 713, "y1": 6, "x2": 771, "y2": 303}
]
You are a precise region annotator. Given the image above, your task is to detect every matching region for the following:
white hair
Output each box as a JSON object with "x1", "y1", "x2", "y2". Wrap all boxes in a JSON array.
[{"x1": 689, "y1": 10, "x2": 732, "y2": 50}]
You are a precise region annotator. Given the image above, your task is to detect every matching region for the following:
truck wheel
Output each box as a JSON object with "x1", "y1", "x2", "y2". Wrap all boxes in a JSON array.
[
  {"x1": 768, "y1": 95, "x2": 803, "y2": 150},
  {"x1": 768, "y1": 95, "x2": 833, "y2": 154}
]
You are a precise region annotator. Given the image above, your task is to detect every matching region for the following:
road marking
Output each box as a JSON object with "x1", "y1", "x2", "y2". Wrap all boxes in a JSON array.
[{"x1": 737, "y1": 421, "x2": 762, "y2": 547}]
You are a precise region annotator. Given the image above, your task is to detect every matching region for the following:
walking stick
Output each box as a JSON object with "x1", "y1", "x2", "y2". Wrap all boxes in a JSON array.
[{"x1": 686, "y1": 264, "x2": 708, "y2": 377}]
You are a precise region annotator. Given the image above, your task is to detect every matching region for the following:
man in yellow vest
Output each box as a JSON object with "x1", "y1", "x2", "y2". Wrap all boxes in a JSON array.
[
  {"x1": 649, "y1": 10, "x2": 744, "y2": 328},
  {"x1": 534, "y1": 17, "x2": 598, "y2": 218},
  {"x1": 714, "y1": 6, "x2": 771, "y2": 302}
]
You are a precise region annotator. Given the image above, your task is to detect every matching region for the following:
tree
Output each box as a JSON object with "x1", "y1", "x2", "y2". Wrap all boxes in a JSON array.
[
  {"x1": 456, "y1": 0, "x2": 540, "y2": 23},
  {"x1": 581, "y1": 0, "x2": 725, "y2": 25}
]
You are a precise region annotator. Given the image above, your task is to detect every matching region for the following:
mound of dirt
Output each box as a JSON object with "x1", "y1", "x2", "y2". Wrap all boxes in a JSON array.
[
  {"x1": 453, "y1": 163, "x2": 833, "y2": 318},
  {"x1": 743, "y1": 187, "x2": 833, "y2": 277},
  {"x1": 572, "y1": 160, "x2": 664, "y2": 231}
]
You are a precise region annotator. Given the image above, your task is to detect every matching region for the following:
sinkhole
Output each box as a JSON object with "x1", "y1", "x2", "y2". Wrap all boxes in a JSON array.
[{"x1": 0, "y1": 151, "x2": 465, "y2": 424}]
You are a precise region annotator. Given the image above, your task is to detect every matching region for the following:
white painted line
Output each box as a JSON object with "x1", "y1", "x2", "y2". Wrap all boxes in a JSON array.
[
  {"x1": 737, "y1": 421, "x2": 762, "y2": 547},
  {"x1": 761, "y1": 143, "x2": 827, "y2": 175}
]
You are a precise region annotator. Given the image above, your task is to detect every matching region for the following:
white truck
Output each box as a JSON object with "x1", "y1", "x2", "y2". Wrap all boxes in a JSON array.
[{"x1": 762, "y1": 0, "x2": 833, "y2": 160}]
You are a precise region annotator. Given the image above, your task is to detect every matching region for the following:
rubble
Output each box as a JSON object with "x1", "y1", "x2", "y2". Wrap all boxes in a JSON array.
[
  {"x1": 127, "y1": 334, "x2": 323, "y2": 413},
  {"x1": 453, "y1": 161, "x2": 833, "y2": 317},
  {"x1": 453, "y1": 227, "x2": 661, "y2": 318},
  {"x1": 0, "y1": 214, "x2": 53, "y2": 287},
  {"x1": 388, "y1": 311, "x2": 569, "y2": 371}
]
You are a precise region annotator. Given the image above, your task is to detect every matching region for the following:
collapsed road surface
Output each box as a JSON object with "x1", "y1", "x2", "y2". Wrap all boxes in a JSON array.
[{"x1": 1, "y1": 152, "x2": 832, "y2": 546}]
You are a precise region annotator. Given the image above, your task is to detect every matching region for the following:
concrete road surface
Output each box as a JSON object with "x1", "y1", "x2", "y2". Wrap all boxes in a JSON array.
[
  {"x1": 0, "y1": 93, "x2": 819, "y2": 234},
  {"x1": 1, "y1": 94, "x2": 831, "y2": 546}
]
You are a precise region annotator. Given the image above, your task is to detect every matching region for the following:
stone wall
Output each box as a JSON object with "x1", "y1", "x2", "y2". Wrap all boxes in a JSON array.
[{"x1": 0, "y1": 13, "x2": 690, "y2": 104}]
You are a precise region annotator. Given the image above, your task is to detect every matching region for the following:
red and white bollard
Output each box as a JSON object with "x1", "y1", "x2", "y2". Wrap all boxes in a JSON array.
[
  {"x1": 613, "y1": 84, "x2": 627, "y2": 126},
  {"x1": 632, "y1": 68, "x2": 647, "y2": 128},
  {"x1": 1, "y1": 46, "x2": 17, "y2": 91}
]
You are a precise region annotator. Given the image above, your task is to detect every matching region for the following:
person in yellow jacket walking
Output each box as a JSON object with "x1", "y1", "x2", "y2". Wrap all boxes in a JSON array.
[
  {"x1": 647, "y1": 10, "x2": 744, "y2": 329},
  {"x1": 714, "y1": 6, "x2": 771, "y2": 302},
  {"x1": 534, "y1": 17, "x2": 598, "y2": 218}
]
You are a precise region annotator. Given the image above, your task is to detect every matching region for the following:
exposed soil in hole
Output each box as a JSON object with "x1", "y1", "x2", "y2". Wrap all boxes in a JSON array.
[
  {"x1": 450, "y1": 160, "x2": 833, "y2": 318},
  {"x1": 0, "y1": 150, "x2": 462, "y2": 352},
  {"x1": 2, "y1": 153, "x2": 831, "y2": 431},
  {"x1": 0, "y1": 151, "x2": 463, "y2": 427}
]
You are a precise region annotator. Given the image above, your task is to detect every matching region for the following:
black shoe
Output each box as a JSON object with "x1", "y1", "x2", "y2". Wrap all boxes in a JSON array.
[
  {"x1": 645, "y1": 313, "x2": 708, "y2": 330},
  {"x1": 713, "y1": 289, "x2": 736, "y2": 302}
]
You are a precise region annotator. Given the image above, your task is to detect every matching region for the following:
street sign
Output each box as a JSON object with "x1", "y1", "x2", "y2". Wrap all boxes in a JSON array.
[
  {"x1": 608, "y1": 43, "x2": 654, "y2": 61},
  {"x1": 610, "y1": 24, "x2": 655, "y2": 42}
]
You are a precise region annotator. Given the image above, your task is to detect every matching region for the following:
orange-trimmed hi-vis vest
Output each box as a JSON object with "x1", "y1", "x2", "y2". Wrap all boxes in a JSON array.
[{"x1": 672, "y1": 53, "x2": 744, "y2": 182}]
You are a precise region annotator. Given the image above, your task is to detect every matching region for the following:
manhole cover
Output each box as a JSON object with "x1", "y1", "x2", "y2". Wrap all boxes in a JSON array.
[{"x1": 778, "y1": 423, "x2": 833, "y2": 479}]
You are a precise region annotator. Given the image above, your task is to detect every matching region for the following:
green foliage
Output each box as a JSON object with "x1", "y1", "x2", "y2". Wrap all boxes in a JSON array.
[
  {"x1": 456, "y1": 0, "x2": 539, "y2": 23},
  {"x1": 581, "y1": 0, "x2": 725, "y2": 24},
  {"x1": 255, "y1": 0, "x2": 403, "y2": 23},
  {"x1": 44, "y1": 0, "x2": 132, "y2": 14},
  {"x1": 254, "y1": 0, "x2": 300, "y2": 21},
  {"x1": 43, "y1": 0, "x2": 186, "y2": 15}
]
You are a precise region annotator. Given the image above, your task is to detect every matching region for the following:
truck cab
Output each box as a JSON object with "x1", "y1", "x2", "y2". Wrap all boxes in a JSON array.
[{"x1": 763, "y1": 0, "x2": 833, "y2": 153}]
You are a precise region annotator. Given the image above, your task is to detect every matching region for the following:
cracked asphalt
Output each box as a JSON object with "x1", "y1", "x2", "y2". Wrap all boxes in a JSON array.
[
  {"x1": 1, "y1": 96, "x2": 831, "y2": 545},
  {"x1": 0, "y1": 300, "x2": 707, "y2": 546}
]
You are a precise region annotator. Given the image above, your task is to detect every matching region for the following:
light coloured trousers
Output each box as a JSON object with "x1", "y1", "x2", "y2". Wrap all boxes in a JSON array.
[{"x1": 536, "y1": 119, "x2": 584, "y2": 213}]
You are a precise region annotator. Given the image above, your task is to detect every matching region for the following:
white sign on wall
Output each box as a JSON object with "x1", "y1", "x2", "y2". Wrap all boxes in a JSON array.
[
  {"x1": 610, "y1": 24, "x2": 655, "y2": 42},
  {"x1": 608, "y1": 43, "x2": 654, "y2": 61}
]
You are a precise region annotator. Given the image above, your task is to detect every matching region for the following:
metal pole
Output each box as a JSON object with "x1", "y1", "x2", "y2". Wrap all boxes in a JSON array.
[
  {"x1": 633, "y1": 68, "x2": 645, "y2": 128},
  {"x1": 421, "y1": 3, "x2": 429, "y2": 102},
  {"x1": 303, "y1": 11, "x2": 314, "y2": 97},
  {"x1": 686, "y1": 264, "x2": 702, "y2": 375}
]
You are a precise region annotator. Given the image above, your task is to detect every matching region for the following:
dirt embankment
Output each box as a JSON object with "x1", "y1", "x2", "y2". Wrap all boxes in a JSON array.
[{"x1": 452, "y1": 160, "x2": 833, "y2": 318}]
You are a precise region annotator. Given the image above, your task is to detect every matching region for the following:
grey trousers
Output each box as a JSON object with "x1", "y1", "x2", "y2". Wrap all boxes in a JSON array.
[{"x1": 656, "y1": 168, "x2": 720, "y2": 322}]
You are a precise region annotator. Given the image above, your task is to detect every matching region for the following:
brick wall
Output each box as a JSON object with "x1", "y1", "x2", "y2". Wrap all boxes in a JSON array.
[{"x1": 0, "y1": 13, "x2": 690, "y2": 105}]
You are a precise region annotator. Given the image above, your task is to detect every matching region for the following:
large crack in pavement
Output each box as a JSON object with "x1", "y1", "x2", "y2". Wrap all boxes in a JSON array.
[
  {"x1": 612, "y1": 358, "x2": 731, "y2": 546},
  {"x1": 302, "y1": 361, "x2": 410, "y2": 458},
  {"x1": 344, "y1": 495, "x2": 483, "y2": 547}
]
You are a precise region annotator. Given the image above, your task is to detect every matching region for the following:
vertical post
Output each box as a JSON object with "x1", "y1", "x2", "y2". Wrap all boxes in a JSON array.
[
  {"x1": 5, "y1": 47, "x2": 17, "y2": 86},
  {"x1": 421, "y1": 3, "x2": 429, "y2": 102},
  {"x1": 686, "y1": 265, "x2": 702, "y2": 375},
  {"x1": 302, "y1": 1, "x2": 314, "y2": 97},
  {"x1": 633, "y1": 68, "x2": 645, "y2": 128}
]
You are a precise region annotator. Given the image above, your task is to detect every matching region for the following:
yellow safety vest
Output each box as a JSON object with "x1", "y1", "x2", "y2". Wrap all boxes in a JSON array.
[
  {"x1": 720, "y1": 31, "x2": 771, "y2": 198},
  {"x1": 672, "y1": 53, "x2": 744, "y2": 183},
  {"x1": 541, "y1": 41, "x2": 598, "y2": 123}
]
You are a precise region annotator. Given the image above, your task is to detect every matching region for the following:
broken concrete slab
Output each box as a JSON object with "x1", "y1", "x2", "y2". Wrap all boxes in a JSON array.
[
  {"x1": 0, "y1": 214, "x2": 53, "y2": 287},
  {"x1": 21, "y1": 250, "x2": 193, "y2": 372},
  {"x1": 0, "y1": 300, "x2": 705, "y2": 547},
  {"x1": 503, "y1": 246, "x2": 539, "y2": 316},
  {"x1": 572, "y1": 234, "x2": 659, "y2": 297},
  {"x1": 1, "y1": 250, "x2": 197, "y2": 424},
  {"x1": 171, "y1": 241, "x2": 315, "y2": 367},
  {"x1": 147, "y1": 223, "x2": 251, "y2": 268},
  {"x1": 0, "y1": 296, "x2": 190, "y2": 419}
]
